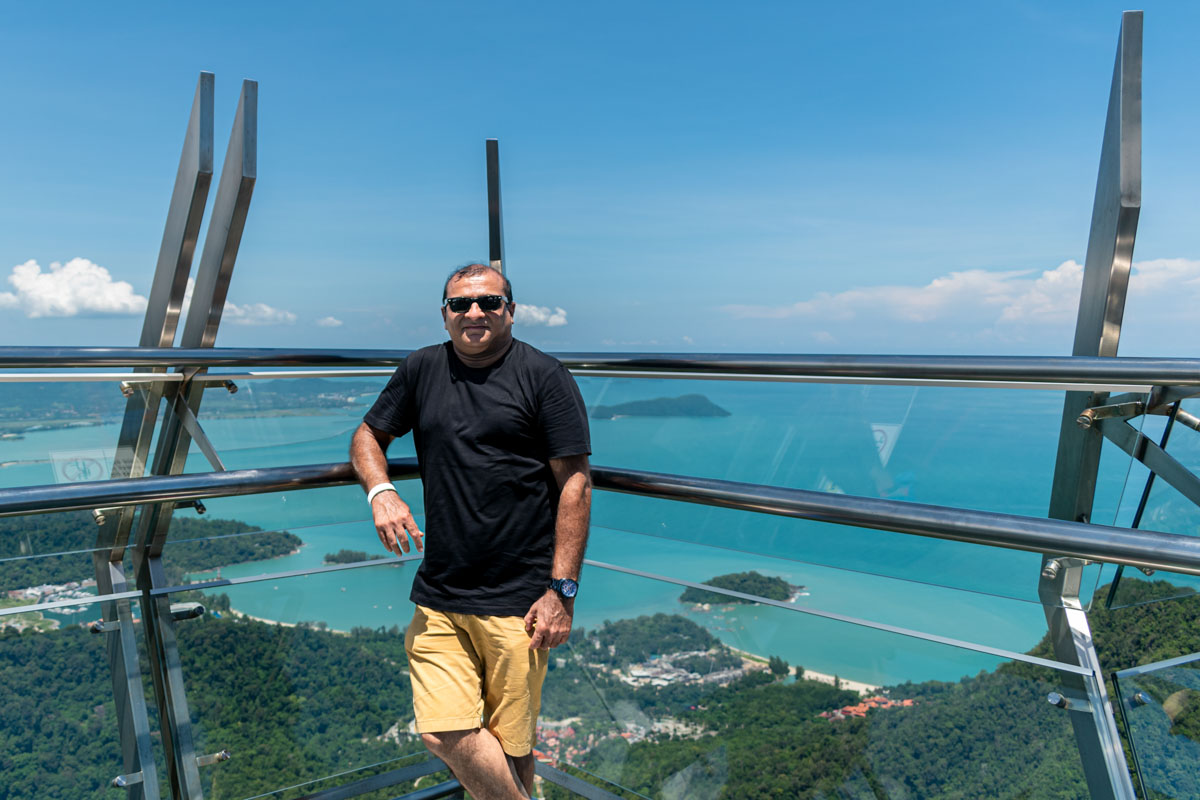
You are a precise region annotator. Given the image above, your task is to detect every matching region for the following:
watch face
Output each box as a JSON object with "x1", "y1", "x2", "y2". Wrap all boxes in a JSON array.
[{"x1": 553, "y1": 578, "x2": 578, "y2": 598}]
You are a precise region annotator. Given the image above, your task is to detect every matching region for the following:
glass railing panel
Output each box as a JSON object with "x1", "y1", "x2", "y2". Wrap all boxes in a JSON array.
[
  {"x1": 1114, "y1": 653, "x2": 1200, "y2": 800},
  {"x1": 0, "y1": 595, "x2": 159, "y2": 799},
  {"x1": 1105, "y1": 398, "x2": 1200, "y2": 608},
  {"x1": 578, "y1": 376, "x2": 1135, "y2": 513},
  {"x1": 190, "y1": 373, "x2": 393, "y2": 468},
  {"x1": 0, "y1": 510, "x2": 111, "y2": 599},
  {"x1": 584, "y1": 526, "x2": 1047, "y2": 664},
  {"x1": 0, "y1": 378, "x2": 170, "y2": 491},
  {"x1": 173, "y1": 563, "x2": 429, "y2": 799},
  {"x1": 160, "y1": 483, "x2": 423, "y2": 585},
  {"x1": 591, "y1": 489, "x2": 1093, "y2": 607},
  {"x1": 539, "y1": 565, "x2": 1096, "y2": 800}
]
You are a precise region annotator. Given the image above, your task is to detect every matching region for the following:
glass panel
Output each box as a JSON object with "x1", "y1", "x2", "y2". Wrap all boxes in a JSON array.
[
  {"x1": 0, "y1": 596, "x2": 158, "y2": 799},
  {"x1": 1105, "y1": 397, "x2": 1200, "y2": 609},
  {"x1": 579, "y1": 377, "x2": 1122, "y2": 513},
  {"x1": 0, "y1": 510, "x2": 107, "y2": 597},
  {"x1": 540, "y1": 566, "x2": 1095, "y2": 800},
  {"x1": 580, "y1": 377, "x2": 1123, "y2": 605},
  {"x1": 592, "y1": 489, "x2": 1093, "y2": 608},
  {"x1": 161, "y1": 484, "x2": 423, "y2": 586},
  {"x1": 177, "y1": 564, "x2": 429, "y2": 799},
  {"x1": 585, "y1": 526, "x2": 1047, "y2": 669},
  {"x1": 1114, "y1": 654, "x2": 1200, "y2": 800},
  {"x1": 0, "y1": 379, "x2": 171, "y2": 490},
  {"x1": 191, "y1": 373, "x2": 393, "y2": 467}
]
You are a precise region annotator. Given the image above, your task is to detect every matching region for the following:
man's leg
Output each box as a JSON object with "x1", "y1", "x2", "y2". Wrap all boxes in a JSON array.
[
  {"x1": 470, "y1": 614, "x2": 549, "y2": 799},
  {"x1": 422, "y1": 729, "x2": 530, "y2": 800},
  {"x1": 406, "y1": 608, "x2": 530, "y2": 798},
  {"x1": 508, "y1": 752, "x2": 535, "y2": 796}
]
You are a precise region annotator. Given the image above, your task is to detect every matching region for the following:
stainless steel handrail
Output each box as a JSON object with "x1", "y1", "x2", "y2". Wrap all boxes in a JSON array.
[
  {"x1": 4, "y1": 459, "x2": 1200, "y2": 577},
  {"x1": 3, "y1": 346, "x2": 1200, "y2": 385}
]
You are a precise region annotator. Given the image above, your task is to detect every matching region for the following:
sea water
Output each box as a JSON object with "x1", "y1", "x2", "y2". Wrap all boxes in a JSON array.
[{"x1": 0, "y1": 377, "x2": 1138, "y2": 685}]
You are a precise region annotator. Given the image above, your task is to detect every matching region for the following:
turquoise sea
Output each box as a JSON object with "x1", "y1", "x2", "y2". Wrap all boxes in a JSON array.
[{"x1": 0, "y1": 376, "x2": 1145, "y2": 686}]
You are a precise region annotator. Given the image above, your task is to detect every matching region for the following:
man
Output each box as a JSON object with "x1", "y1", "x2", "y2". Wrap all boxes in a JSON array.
[{"x1": 350, "y1": 263, "x2": 591, "y2": 800}]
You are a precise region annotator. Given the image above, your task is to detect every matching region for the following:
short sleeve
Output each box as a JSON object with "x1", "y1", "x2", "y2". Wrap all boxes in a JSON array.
[
  {"x1": 537, "y1": 363, "x2": 591, "y2": 459},
  {"x1": 363, "y1": 358, "x2": 416, "y2": 438}
]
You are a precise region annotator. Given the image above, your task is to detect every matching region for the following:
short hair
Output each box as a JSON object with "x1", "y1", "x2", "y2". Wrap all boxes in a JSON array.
[{"x1": 442, "y1": 263, "x2": 513, "y2": 304}]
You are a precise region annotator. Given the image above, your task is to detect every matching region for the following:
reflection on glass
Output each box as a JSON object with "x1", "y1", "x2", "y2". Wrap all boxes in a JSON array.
[
  {"x1": 1114, "y1": 654, "x2": 1200, "y2": 800},
  {"x1": 538, "y1": 567, "x2": 1090, "y2": 800}
]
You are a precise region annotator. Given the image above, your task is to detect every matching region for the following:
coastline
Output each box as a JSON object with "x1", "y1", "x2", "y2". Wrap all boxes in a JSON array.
[
  {"x1": 227, "y1": 606, "x2": 351, "y2": 636},
  {"x1": 726, "y1": 644, "x2": 880, "y2": 695}
]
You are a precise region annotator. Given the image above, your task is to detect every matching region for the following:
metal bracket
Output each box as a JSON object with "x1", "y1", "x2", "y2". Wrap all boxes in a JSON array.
[
  {"x1": 1049, "y1": 691, "x2": 1095, "y2": 714},
  {"x1": 111, "y1": 771, "x2": 144, "y2": 789},
  {"x1": 1041, "y1": 557, "x2": 1092, "y2": 581},
  {"x1": 1077, "y1": 400, "x2": 1145, "y2": 429},
  {"x1": 195, "y1": 749, "x2": 231, "y2": 768}
]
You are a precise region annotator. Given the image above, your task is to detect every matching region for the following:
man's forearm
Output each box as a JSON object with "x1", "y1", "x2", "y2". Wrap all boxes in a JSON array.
[
  {"x1": 551, "y1": 469, "x2": 591, "y2": 579},
  {"x1": 350, "y1": 423, "x2": 392, "y2": 489}
]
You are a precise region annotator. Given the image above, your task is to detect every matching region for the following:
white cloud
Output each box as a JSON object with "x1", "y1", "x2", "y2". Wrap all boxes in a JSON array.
[
  {"x1": 0, "y1": 258, "x2": 147, "y2": 317},
  {"x1": 724, "y1": 267, "x2": 1030, "y2": 323},
  {"x1": 223, "y1": 301, "x2": 297, "y2": 326},
  {"x1": 316, "y1": 316, "x2": 344, "y2": 328},
  {"x1": 515, "y1": 304, "x2": 568, "y2": 327},
  {"x1": 722, "y1": 258, "x2": 1200, "y2": 341},
  {"x1": 179, "y1": 278, "x2": 297, "y2": 327}
]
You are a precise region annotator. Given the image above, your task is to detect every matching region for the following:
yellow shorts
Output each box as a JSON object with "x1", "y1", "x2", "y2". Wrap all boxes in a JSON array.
[{"x1": 405, "y1": 605, "x2": 549, "y2": 757}]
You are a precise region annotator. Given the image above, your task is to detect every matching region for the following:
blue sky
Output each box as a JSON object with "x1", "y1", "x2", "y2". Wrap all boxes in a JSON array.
[{"x1": 1, "y1": 1, "x2": 1199, "y2": 356}]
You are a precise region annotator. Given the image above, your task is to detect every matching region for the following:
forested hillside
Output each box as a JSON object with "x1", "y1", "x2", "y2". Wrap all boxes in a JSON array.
[{"x1": 0, "y1": 581, "x2": 1197, "y2": 798}]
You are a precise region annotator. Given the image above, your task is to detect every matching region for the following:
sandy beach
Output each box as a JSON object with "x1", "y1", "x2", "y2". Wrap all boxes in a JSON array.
[{"x1": 727, "y1": 645, "x2": 881, "y2": 694}]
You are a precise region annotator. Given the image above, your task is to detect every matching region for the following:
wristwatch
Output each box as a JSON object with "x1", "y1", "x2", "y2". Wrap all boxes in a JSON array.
[{"x1": 549, "y1": 577, "x2": 579, "y2": 599}]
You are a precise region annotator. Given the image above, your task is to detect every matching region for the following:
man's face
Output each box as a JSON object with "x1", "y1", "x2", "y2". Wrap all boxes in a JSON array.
[{"x1": 442, "y1": 271, "x2": 515, "y2": 357}]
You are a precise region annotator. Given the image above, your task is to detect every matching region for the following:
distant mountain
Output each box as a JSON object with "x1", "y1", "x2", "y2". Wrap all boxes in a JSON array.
[{"x1": 589, "y1": 393, "x2": 731, "y2": 420}]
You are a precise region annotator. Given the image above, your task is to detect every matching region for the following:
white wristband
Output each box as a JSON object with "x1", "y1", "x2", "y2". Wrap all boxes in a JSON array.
[{"x1": 366, "y1": 482, "x2": 397, "y2": 506}]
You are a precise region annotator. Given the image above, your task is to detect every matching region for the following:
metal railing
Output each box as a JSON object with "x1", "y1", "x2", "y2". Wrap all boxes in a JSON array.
[{"x1": 3, "y1": 459, "x2": 1200, "y2": 579}]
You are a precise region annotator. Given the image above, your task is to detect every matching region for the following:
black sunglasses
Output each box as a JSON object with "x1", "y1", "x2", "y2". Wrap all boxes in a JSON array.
[{"x1": 443, "y1": 295, "x2": 510, "y2": 313}]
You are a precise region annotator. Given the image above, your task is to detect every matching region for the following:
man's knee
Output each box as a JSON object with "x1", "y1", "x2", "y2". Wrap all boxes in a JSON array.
[{"x1": 422, "y1": 728, "x2": 475, "y2": 756}]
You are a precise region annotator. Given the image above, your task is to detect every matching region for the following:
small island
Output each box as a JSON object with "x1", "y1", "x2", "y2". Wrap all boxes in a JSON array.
[
  {"x1": 323, "y1": 549, "x2": 386, "y2": 565},
  {"x1": 589, "y1": 393, "x2": 731, "y2": 420},
  {"x1": 680, "y1": 570, "x2": 803, "y2": 605}
]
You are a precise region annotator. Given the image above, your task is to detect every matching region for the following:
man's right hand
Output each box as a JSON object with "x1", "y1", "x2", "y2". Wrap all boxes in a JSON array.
[{"x1": 371, "y1": 491, "x2": 424, "y2": 555}]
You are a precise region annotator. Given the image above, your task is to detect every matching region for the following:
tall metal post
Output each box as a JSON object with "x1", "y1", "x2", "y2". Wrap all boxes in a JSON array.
[
  {"x1": 97, "y1": 71, "x2": 215, "y2": 800},
  {"x1": 486, "y1": 138, "x2": 505, "y2": 274},
  {"x1": 132, "y1": 79, "x2": 257, "y2": 800},
  {"x1": 1042, "y1": 11, "x2": 1141, "y2": 799}
]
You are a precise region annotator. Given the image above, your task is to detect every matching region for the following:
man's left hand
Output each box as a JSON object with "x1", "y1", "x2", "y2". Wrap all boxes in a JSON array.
[{"x1": 524, "y1": 590, "x2": 573, "y2": 650}]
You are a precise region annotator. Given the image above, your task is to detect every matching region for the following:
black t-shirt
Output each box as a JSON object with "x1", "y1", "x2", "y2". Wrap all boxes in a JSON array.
[{"x1": 363, "y1": 340, "x2": 591, "y2": 615}]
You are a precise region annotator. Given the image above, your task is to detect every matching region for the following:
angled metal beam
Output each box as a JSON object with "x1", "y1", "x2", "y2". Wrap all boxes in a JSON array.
[
  {"x1": 1048, "y1": 10, "x2": 1142, "y2": 527},
  {"x1": 1042, "y1": 12, "x2": 1142, "y2": 800},
  {"x1": 98, "y1": 71, "x2": 214, "y2": 800},
  {"x1": 108, "y1": 70, "x2": 214, "y2": 556},
  {"x1": 486, "y1": 138, "x2": 504, "y2": 273},
  {"x1": 132, "y1": 78, "x2": 257, "y2": 800}
]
